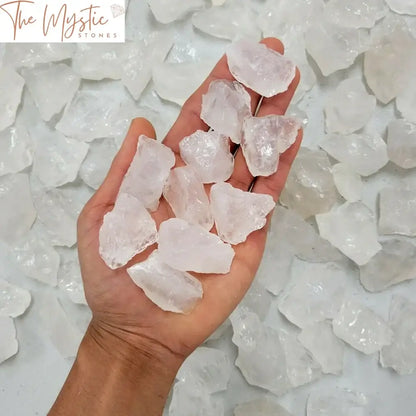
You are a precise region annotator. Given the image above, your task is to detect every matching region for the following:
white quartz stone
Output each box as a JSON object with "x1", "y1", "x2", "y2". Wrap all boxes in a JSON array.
[
  {"x1": 298, "y1": 321, "x2": 345, "y2": 375},
  {"x1": 0, "y1": 317, "x2": 18, "y2": 364},
  {"x1": 387, "y1": 119, "x2": 416, "y2": 169},
  {"x1": 200, "y1": 80, "x2": 251, "y2": 144},
  {"x1": 99, "y1": 193, "x2": 158, "y2": 269},
  {"x1": 226, "y1": 39, "x2": 296, "y2": 97},
  {"x1": 385, "y1": 0, "x2": 416, "y2": 15},
  {"x1": 379, "y1": 184, "x2": 416, "y2": 236},
  {"x1": 278, "y1": 262, "x2": 347, "y2": 328},
  {"x1": 325, "y1": 78, "x2": 376, "y2": 134},
  {"x1": 234, "y1": 398, "x2": 293, "y2": 416},
  {"x1": 0, "y1": 174, "x2": 36, "y2": 242},
  {"x1": 0, "y1": 279, "x2": 31, "y2": 318},
  {"x1": 307, "y1": 389, "x2": 369, "y2": 416},
  {"x1": 320, "y1": 133, "x2": 388, "y2": 176},
  {"x1": 332, "y1": 163, "x2": 363, "y2": 202},
  {"x1": 396, "y1": 79, "x2": 416, "y2": 122},
  {"x1": 241, "y1": 115, "x2": 301, "y2": 177},
  {"x1": 158, "y1": 218, "x2": 235, "y2": 274},
  {"x1": 163, "y1": 166, "x2": 213, "y2": 230},
  {"x1": 0, "y1": 67, "x2": 25, "y2": 131},
  {"x1": 360, "y1": 239, "x2": 416, "y2": 292},
  {"x1": 179, "y1": 130, "x2": 234, "y2": 183},
  {"x1": 333, "y1": 300, "x2": 393, "y2": 354},
  {"x1": 380, "y1": 296, "x2": 416, "y2": 375},
  {"x1": 128, "y1": 250, "x2": 202, "y2": 313},
  {"x1": 119, "y1": 135, "x2": 175, "y2": 211},
  {"x1": 147, "y1": 0, "x2": 204, "y2": 24},
  {"x1": 239, "y1": 281, "x2": 273, "y2": 321},
  {"x1": 0, "y1": 125, "x2": 33, "y2": 176},
  {"x1": 21, "y1": 63, "x2": 80, "y2": 121},
  {"x1": 280, "y1": 149, "x2": 338, "y2": 219},
  {"x1": 210, "y1": 182, "x2": 276, "y2": 245},
  {"x1": 316, "y1": 202, "x2": 381, "y2": 266}
]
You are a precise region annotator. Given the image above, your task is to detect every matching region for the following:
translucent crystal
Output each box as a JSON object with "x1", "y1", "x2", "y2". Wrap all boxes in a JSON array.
[
  {"x1": 325, "y1": 78, "x2": 376, "y2": 134},
  {"x1": 179, "y1": 130, "x2": 234, "y2": 184},
  {"x1": 226, "y1": 39, "x2": 296, "y2": 98},
  {"x1": 241, "y1": 115, "x2": 301, "y2": 177},
  {"x1": 280, "y1": 149, "x2": 337, "y2": 219},
  {"x1": 387, "y1": 119, "x2": 416, "y2": 169},
  {"x1": 128, "y1": 250, "x2": 202, "y2": 313},
  {"x1": 0, "y1": 174, "x2": 36, "y2": 242},
  {"x1": 396, "y1": 79, "x2": 416, "y2": 122},
  {"x1": 0, "y1": 279, "x2": 31, "y2": 318},
  {"x1": 119, "y1": 135, "x2": 175, "y2": 211},
  {"x1": 158, "y1": 218, "x2": 235, "y2": 274},
  {"x1": 298, "y1": 321, "x2": 345, "y2": 375},
  {"x1": 278, "y1": 262, "x2": 347, "y2": 328},
  {"x1": 332, "y1": 163, "x2": 363, "y2": 202},
  {"x1": 200, "y1": 80, "x2": 251, "y2": 144},
  {"x1": 0, "y1": 317, "x2": 18, "y2": 364},
  {"x1": 163, "y1": 166, "x2": 213, "y2": 230},
  {"x1": 379, "y1": 184, "x2": 416, "y2": 236},
  {"x1": 380, "y1": 296, "x2": 416, "y2": 375},
  {"x1": 385, "y1": 0, "x2": 416, "y2": 15},
  {"x1": 147, "y1": 0, "x2": 204, "y2": 24},
  {"x1": 99, "y1": 193, "x2": 158, "y2": 269},
  {"x1": 332, "y1": 300, "x2": 393, "y2": 354},
  {"x1": 0, "y1": 67, "x2": 25, "y2": 131},
  {"x1": 234, "y1": 398, "x2": 293, "y2": 416},
  {"x1": 21, "y1": 63, "x2": 80, "y2": 121},
  {"x1": 0, "y1": 125, "x2": 33, "y2": 176},
  {"x1": 320, "y1": 133, "x2": 388, "y2": 176},
  {"x1": 210, "y1": 182, "x2": 276, "y2": 245},
  {"x1": 239, "y1": 281, "x2": 273, "y2": 321}
]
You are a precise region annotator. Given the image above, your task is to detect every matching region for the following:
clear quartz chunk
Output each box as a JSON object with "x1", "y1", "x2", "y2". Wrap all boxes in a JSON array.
[
  {"x1": 0, "y1": 317, "x2": 18, "y2": 364},
  {"x1": 99, "y1": 193, "x2": 158, "y2": 270},
  {"x1": 396, "y1": 78, "x2": 416, "y2": 122},
  {"x1": 163, "y1": 166, "x2": 214, "y2": 230},
  {"x1": 239, "y1": 281, "x2": 273, "y2": 321},
  {"x1": 200, "y1": 80, "x2": 251, "y2": 144},
  {"x1": 234, "y1": 398, "x2": 293, "y2": 416},
  {"x1": 158, "y1": 218, "x2": 235, "y2": 274},
  {"x1": 332, "y1": 300, "x2": 393, "y2": 354},
  {"x1": 226, "y1": 39, "x2": 296, "y2": 97},
  {"x1": 147, "y1": 0, "x2": 204, "y2": 24},
  {"x1": 387, "y1": 119, "x2": 416, "y2": 169},
  {"x1": 332, "y1": 163, "x2": 363, "y2": 202},
  {"x1": 241, "y1": 115, "x2": 301, "y2": 177},
  {"x1": 127, "y1": 250, "x2": 202, "y2": 314},
  {"x1": 119, "y1": 135, "x2": 175, "y2": 211},
  {"x1": 179, "y1": 130, "x2": 234, "y2": 184},
  {"x1": 385, "y1": 0, "x2": 416, "y2": 15},
  {"x1": 0, "y1": 279, "x2": 31, "y2": 318},
  {"x1": 210, "y1": 182, "x2": 276, "y2": 245}
]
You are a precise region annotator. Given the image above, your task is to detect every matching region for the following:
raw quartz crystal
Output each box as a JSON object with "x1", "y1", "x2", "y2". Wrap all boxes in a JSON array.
[
  {"x1": 331, "y1": 163, "x2": 363, "y2": 202},
  {"x1": 0, "y1": 125, "x2": 33, "y2": 176},
  {"x1": 119, "y1": 135, "x2": 175, "y2": 211},
  {"x1": 380, "y1": 296, "x2": 416, "y2": 375},
  {"x1": 385, "y1": 0, "x2": 416, "y2": 15},
  {"x1": 241, "y1": 115, "x2": 301, "y2": 177},
  {"x1": 127, "y1": 250, "x2": 202, "y2": 313},
  {"x1": 239, "y1": 281, "x2": 273, "y2": 320},
  {"x1": 387, "y1": 119, "x2": 416, "y2": 169},
  {"x1": 0, "y1": 174, "x2": 36, "y2": 242},
  {"x1": 0, "y1": 317, "x2": 18, "y2": 364},
  {"x1": 316, "y1": 202, "x2": 381, "y2": 266},
  {"x1": 396, "y1": 78, "x2": 416, "y2": 122},
  {"x1": 210, "y1": 182, "x2": 276, "y2": 245},
  {"x1": 320, "y1": 133, "x2": 388, "y2": 176},
  {"x1": 147, "y1": 0, "x2": 204, "y2": 24},
  {"x1": 0, "y1": 67, "x2": 25, "y2": 131},
  {"x1": 298, "y1": 321, "x2": 345, "y2": 375},
  {"x1": 379, "y1": 183, "x2": 416, "y2": 236},
  {"x1": 99, "y1": 193, "x2": 158, "y2": 269},
  {"x1": 279, "y1": 149, "x2": 337, "y2": 219},
  {"x1": 234, "y1": 398, "x2": 293, "y2": 416},
  {"x1": 307, "y1": 389, "x2": 370, "y2": 416},
  {"x1": 21, "y1": 63, "x2": 80, "y2": 121},
  {"x1": 226, "y1": 39, "x2": 296, "y2": 97},
  {"x1": 200, "y1": 80, "x2": 251, "y2": 144},
  {"x1": 332, "y1": 300, "x2": 393, "y2": 354},
  {"x1": 278, "y1": 262, "x2": 347, "y2": 328},
  {"x1": 163, "y1": 166, "x2": 214, "y2": 230},
  {"x1": 324, "y1": 78, "x2": 376, "y2": 134},
  {"x1": 0, "y1": 279, "x2": 31, "y2": 318},
  {"x1": 158, "y1": 218, "x2": 234, "y2": 274},
  {"x1": 179, "y1": 130, "x2": 234, "y2": 183},
  {"x1": 360, "y1": 239, "x2": 416, "y2": 292}
]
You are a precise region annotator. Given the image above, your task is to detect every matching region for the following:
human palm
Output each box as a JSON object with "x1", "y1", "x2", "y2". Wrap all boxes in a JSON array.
[{"x1": 77, "y1": 38, "x2": 302, "y2": 360}]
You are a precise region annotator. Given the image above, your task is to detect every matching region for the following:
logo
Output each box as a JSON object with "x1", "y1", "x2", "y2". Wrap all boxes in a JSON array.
[{"x1": 0, "y1": 0, "x2": 125, "y2": 42}]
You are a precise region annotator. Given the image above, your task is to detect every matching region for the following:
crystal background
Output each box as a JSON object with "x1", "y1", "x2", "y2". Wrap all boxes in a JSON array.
[{"x1": 1, "y1": 0, "x2": 416, "y2": 415}]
